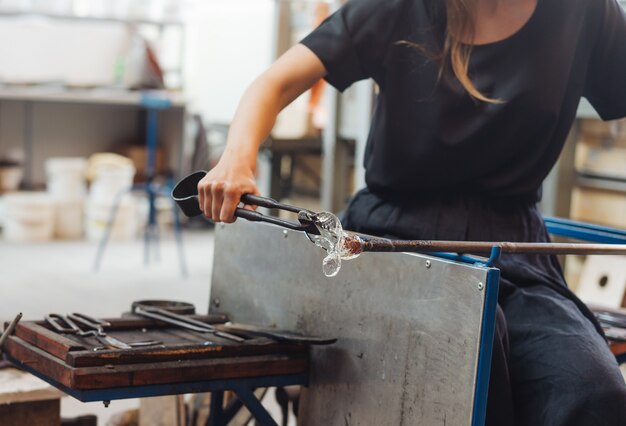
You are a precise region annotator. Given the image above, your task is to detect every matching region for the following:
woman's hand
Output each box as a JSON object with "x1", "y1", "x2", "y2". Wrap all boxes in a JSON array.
[
  {"x1": 196, "y1": 44, "x2": 326, "y2": 223},
  {"x1": 197, "y1": 158, "x2": 259, "y2": 223}
]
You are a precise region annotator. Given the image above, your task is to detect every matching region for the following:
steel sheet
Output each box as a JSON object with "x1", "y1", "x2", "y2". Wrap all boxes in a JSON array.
[{"x1": 211, "y1": 221, "x2": 494, "y2": 425}]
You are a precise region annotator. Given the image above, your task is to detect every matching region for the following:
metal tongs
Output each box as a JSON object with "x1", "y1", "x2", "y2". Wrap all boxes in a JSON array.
[
  {"x1": 173, "y1": 172, "x2": 626, "y2": 258},
  {"x1": 46, "y1": 313, "x2": 161, "y2": 350},
  {"x1": 132, "y1": 304, "x2": 246, "y2": 343},
  {"x1": 171, "y1": 171, "x2": 320, "y2": 235}
]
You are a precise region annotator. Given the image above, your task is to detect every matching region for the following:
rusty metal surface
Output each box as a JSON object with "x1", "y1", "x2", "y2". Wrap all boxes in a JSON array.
[
  {"x1": 211, "y1": 221, "x2": 492, "y2": 426},
  {"x1": 358, "y1": 236, "x2": 626, "y2": 255}
]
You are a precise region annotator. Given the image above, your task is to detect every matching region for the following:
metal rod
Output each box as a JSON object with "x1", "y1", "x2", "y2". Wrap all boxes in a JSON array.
[
  {"x1": 358, "y1": 237, "x2": 626, "y2": 256},
  {"x1": 0, "y1": 312, "x2": 23, "y2": 352},
  {"x1": 134, "y1": 306, "x2": 245, "y2": 343}
]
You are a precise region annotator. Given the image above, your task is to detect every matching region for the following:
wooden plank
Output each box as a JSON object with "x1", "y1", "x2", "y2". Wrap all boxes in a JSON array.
[
  {"x1": 6, "y1": 334, "x2": 309, "y2": 391},
  {"x1": 14, "y1": 322, "x2": 85, "y2": 361},
  {"x1": 71, "y1": 354, "x2": 309, "y2": 389},
  {"x1": 67, "y1": 338, "x2": 306, "y2": 368},
  {"x1": 12, "y1": 315, "x2": 230, "y2": 364},
  {"x1": 0, "y1": 368, "x2": 63, "y2": 404},
  {"x1": 0, "y1": 399, "x2": 60, "y2": 426},
  {"x1": 5, "y1": 337, "x2": 74, "y2": 389}
]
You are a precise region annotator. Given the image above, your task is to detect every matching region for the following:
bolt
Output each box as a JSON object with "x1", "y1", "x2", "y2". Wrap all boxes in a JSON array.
[
  {"x1": 103, "y1": 400, "x2": 111, "y2": 408},
  {"x1": 425, "y1": 260, "x2": 431, "y2": 268},
  {"x1": 478, "y1": 282, "x2": 484, "y2": 291},
  {"x1": 283, "y1": 230, "x2": 288, "y2": 238},
  {"x1": 213, "y1": 298, "x2": 221, "y2": 308}
]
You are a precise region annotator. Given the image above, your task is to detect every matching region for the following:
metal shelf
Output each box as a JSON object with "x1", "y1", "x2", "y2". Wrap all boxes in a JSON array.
[
  {"x1": 576, "y1": 173, "x2": 626, "y2": 193},
  {"x1": 0, "y1": 10, "x2": 183, "y2": 27}
]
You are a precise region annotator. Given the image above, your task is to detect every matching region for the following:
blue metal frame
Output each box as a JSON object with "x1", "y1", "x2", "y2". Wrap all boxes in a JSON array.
[
  {"x1": 93, "y1": 92, "x2": 187, "y2": 276},
  {"x1": 471, "y1": 267, "x2": 500, "y2": 426},
  {"x1": 544, "y1": 216, "x2": 626, "y2": 244},
  {"x1": 412, "y1": 246, "x2": 502, "y2": 267}
]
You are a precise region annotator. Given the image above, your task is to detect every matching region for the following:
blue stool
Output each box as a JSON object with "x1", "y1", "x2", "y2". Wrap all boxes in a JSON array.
[{"x1": 93, "y1": 92, "x2": 187, "y2": 276}]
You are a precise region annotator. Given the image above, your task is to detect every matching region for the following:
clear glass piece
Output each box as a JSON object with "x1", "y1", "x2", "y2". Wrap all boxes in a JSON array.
[{"x1": 306, "y1": 211, "x2": 363, "y2": 277}]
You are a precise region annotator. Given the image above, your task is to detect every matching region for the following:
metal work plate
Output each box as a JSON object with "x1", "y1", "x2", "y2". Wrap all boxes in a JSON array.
[{"x1": 211, "y1": 221, "x2": 495, "y2": 426}]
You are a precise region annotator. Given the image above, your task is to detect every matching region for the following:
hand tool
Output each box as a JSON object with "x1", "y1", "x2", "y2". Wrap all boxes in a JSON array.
[
  {"x1": 173, "y1": 172, "x2": 626, "y2": 257},
  {"x1": 215, "y1": 323, "x2": 337, "y2": 345},
  {"x1": 132, "y1": 305, "x2": 246, "y2": 343},
  {"x1": 171, "y1": 170, "x2": 320, "y2": 234},
  {"x1": 0, "y1": 312, "x2": 22, "y2": 354},
  {"x1": 46, "y1": 313, "x2": 161, "y2": 350},
  {"x1": 351, "y1": 236, "x2": 626, "y2": 256}
]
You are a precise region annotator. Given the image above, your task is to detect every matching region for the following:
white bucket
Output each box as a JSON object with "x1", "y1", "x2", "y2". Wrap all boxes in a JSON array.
[
  {"x1": 54, "y1": 199, "x2": 84, "y2": 240},
  {"x1": 89, "y1": 165, "x2": 135, "y2": 201},
  {"x1": 85, "y1": 195, "x2": 137, "y2": 242},
  {"x1": 46, "y1": 157, "x2": 87, "y2": 200},
  {"x1": 3, "y1": 192, "x2": 55, "y2": 242}
]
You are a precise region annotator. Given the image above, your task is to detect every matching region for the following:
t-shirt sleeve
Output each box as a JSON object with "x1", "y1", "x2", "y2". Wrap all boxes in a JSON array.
[
  {"x1": 583, "y1": 0, "x2": 626, "y2": 120},
  {"x1": 300, "y1": 0, "x2": 409, "y2": 92}
]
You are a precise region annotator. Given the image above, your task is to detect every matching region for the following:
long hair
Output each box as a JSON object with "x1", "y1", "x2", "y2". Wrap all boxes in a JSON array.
[{"x1": 411, "y1": 0, "x2": 500, "y2": 103}]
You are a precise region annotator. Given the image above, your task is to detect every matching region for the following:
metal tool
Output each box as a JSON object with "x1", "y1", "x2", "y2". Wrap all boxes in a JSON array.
[
  {"x1": 46, "y1": 314, "x2": 113, "y2": 348},
  {"x1": 0, "y1": 312, "x2": 23, "y2": 353},
  {"x1": 216, "y1": 323, "x2": 337, "y2": 345},
  {"x1": 171, "y1": 170, "x2": 320, "y2": 234},
  {"x1": 132, "y1": 305, "x2": 246, "y2": 343},
  {"x1": 173, "y1": 171, "x2": 626, "y2": 257},
  {"x1": 46, "y1": 313, "x2": 161, "y2": 350},
  {"x1": 354, "y1": 236, "x2": 626, "y2": 256}
]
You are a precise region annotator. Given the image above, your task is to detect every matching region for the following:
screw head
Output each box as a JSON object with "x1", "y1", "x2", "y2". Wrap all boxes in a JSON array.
[
  {"x1": 478, "y1": 282, "x2": 484, "y2": 291},
  {"x1": 283, "y1": 230, "x2": 289, "y2": 238},
  {"x1": 213, "y1": 298, "x2": 221, "y2": 308},
  {"x1": 425, "y1": 260, "x2": 431, "y2": 268}
]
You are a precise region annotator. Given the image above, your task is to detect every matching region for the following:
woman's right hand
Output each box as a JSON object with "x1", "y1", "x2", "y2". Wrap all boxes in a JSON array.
[
  {"x1": 196, "y1": 44, "x2": 326, "y2": 223},
  {"x1": 197, "y1": 158, "x2": 260, "y2": 223}
]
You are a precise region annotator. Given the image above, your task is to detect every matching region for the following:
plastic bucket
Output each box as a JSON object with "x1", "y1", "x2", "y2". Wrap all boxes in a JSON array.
[
  {"x1": 3, "y1": 192, "x2": 55, "y2": 242},
  {"x1": 53, "y1": 198, "x2": 84, "y2": 239},
  {"x1": 46, "y1": 157, "x2": 87, "y2": 200},
  {"x1": 89, "y1": 165, "x2": 135, "y2": 200},
  {"x1": 85, "y1": 195, "x2": 137, "y2": 242}
]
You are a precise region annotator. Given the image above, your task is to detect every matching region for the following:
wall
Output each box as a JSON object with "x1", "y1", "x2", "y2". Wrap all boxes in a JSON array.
[{"x1": 183, "y1": 0, "x2": 276, "y2": 124}]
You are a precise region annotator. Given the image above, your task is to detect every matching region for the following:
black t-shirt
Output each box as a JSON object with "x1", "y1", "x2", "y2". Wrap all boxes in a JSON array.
[{"x1": 301, "y1": 0, "x2": 626, "y2": 203}]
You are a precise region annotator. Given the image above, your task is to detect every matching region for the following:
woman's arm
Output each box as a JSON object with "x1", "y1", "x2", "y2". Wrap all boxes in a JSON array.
[{"x1": 198, "y1": 44, "x2": 326, "y2": 222}]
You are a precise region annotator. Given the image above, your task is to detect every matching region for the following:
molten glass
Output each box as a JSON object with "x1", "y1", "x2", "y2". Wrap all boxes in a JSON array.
[{"x1": 304, "y1": 211, "x2": 364, "y2": 277}]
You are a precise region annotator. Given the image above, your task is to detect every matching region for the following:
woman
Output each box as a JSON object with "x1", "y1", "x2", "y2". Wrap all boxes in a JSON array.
[{"x1": 198, "y1": 0, "x2": 626, "y2": 424}]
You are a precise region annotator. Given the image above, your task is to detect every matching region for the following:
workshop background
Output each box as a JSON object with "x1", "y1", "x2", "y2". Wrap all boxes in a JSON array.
[{"x1": 0, "y1": 0, "x2": 625, "y2": 425}]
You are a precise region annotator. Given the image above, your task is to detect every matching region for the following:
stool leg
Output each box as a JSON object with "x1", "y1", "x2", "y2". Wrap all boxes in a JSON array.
[
  {"x1": 206, "y1": 391, "x2": 224, "y2": 426},
  {"x1": 93, "y1": 190, "x2": 125, "y2": 271}
]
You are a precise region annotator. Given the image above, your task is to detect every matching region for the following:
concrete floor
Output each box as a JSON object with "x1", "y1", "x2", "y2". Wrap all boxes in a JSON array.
[
  {"x1": 0, "y1": 228, "x2": 295, "y2": 425},
  {"x1": 0, "y1": 229, "x2": 214, "y2": 323}
]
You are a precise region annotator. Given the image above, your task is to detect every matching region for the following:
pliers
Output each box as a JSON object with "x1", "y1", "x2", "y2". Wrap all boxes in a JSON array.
[
  {"x1": 172, "y1": 171, "x2": 320, "y2": 235},
  {"x1": 45, "y1": 313, "x2": 161, "y2": 350}
]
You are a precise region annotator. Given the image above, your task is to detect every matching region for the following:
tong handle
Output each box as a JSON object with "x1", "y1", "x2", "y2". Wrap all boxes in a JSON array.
[
  {"x1": 68, "y1": 313, "x2": 111, "y2": 332},
  {"x1": 134, "y1": 306, "x2": 245, "y2": 343},
  {"x1": 234, "y1": 208, "x2": 316, "y2": 233},
  {"x1": 45, "y1": 314, "x2": 78, "y2": 333},
  {"x1": 240, "y1": 194, "x2": 301, "y2": 213}
]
